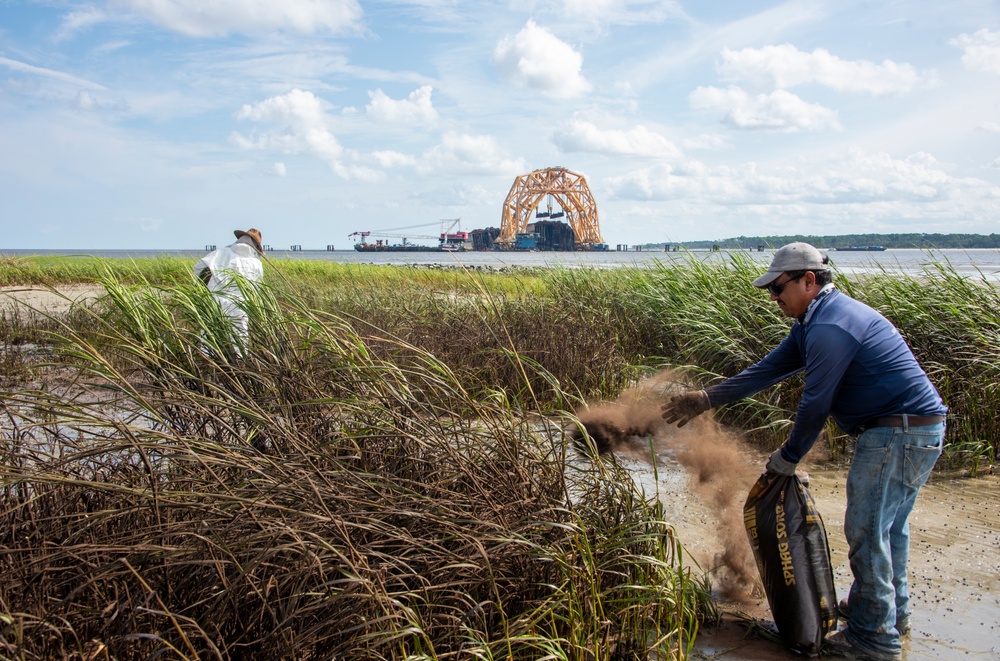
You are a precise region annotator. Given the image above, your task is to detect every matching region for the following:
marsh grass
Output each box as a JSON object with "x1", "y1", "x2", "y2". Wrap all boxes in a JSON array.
[
  {"x1": 0, "y1": 307, "x2": 38, "y2": 385},
  {"x1": 4, "y1": 251, "x2": 996, "y2": 657},
  {"x1": 628, "y1": 252, "x2": 1000, "y2": 466},
  {"x1": 273, "y1": 263, "x2": 645, "y2": 405},
  {"x1": 0, "y1": 255, "x2": 540, "y2": 295},
  {"x1": 848, "y1": 261, "x2": 1000, "y2": 468},
  {"x1": 0, "y1": 291, "x2": 105, "y2": 389},
  {"x1": 1, "y1": 275, "x2": 713, "y2": 660},
  {"x1": 0, "y1": 255, "x2": 191, "y2": 286},
  {"x1": 266, "y1": 259, "x2": 548, "y2": 299},
  {"x1": 3, "y1": 252, "x2": 996, "y2": 462},
  {"x1": 631, "y1": 254, "x2": 809, "y2": 447}
]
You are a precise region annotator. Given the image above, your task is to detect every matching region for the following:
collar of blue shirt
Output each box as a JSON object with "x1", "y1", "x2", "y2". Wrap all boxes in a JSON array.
[{"x1": 799, "y1": 283, "x2": 835, "y2": 325}]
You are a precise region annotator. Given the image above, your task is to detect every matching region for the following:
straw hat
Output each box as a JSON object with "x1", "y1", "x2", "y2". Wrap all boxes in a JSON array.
[{"x1": 234, "y1": 228, "x2": 263, "y2": 253}]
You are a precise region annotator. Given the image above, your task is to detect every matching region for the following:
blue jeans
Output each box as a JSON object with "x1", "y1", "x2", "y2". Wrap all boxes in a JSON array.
[{"x1": 843, "y1": 419, "x2": 944, "y2": 657}]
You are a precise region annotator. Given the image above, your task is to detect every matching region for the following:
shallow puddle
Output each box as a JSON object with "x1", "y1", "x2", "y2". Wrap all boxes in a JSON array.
[{"x1": 617, "y1": 442, "x2": 1000, "y2": 660}]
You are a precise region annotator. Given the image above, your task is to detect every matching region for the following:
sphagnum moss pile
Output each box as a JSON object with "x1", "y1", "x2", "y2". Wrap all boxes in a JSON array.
[{"x1": 1, "y1": 275, "x2": 713, "y2": 660}]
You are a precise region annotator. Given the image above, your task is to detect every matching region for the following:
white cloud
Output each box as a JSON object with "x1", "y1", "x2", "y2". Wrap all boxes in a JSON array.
[
  {"x1": 94, "y1": 40, "x2": 132, "y2": 54},
  {"x1": 232, "y1": 88, "x2": 386, "y2": 181},
  {"x1": 718, "y1": 44, "x2": 925, "y2": 95},
  {"x1": 55, "y1": 7, "x2": 109, "y2": 41},
  {"x1": 372, "y1": 150, "x2": 417, "y2": 167},
  {"x1": 7, "y1": 1, "x2": 1000, "y2": 248},
  {"x1": 331, "y1": 162, "x2": 384, "y2": 182},
  {"x1": 681, "y1": 133, "x2": 730, "y2": 151},
  {"x1": 552, "y1": 119, "x2": 682, "y2": 158},
  {"x1": 75, "y1": 91, "x2": 97, "y2": 111},
  {"x1": 366, "y1": 86, "x2": 438, "y2": 125},
  {"x1": 607, "y1": 149, "x2": 1000, "y2": 208},
  {"x1": 689, "y1": 86, "x2": 841, "y2": 132},
  {"x1": 409, "y1": 182, "x2": 496, "y2": 207},
  {"x1": 117, "y1": 0, "x2": 363, "y2": 37},
  {"x1": 549, "y1": 0, "x2": 688, "y2": 25},
  {"x1": 419, "y1": 132, "x2": 526, "y2": 176},
  {"x1": 492, "y1": 20, "x2": 592, "y2": 99},
  {"x1": 0, "y1": 56, "x2": 106, "y2": 90},
  {"x1": 951, "y1": 29, "x2": 1000, "y2": 74},
  {"x1": 74, "y1": 90, "x2": 127, "y2": 113},
  {"x1": 233, "y1": 88, "x2": 343, "y2": 160}
]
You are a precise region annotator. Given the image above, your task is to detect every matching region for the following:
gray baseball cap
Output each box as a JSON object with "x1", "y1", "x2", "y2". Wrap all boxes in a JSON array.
[{"x1": 752, "y1": 242, "x2": 829, "y2": 287}]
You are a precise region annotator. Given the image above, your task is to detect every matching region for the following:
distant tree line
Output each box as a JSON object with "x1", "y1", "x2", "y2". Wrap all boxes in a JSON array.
[{"x1": 653, "y1": 233, "x2": 1000, "y2": 250}]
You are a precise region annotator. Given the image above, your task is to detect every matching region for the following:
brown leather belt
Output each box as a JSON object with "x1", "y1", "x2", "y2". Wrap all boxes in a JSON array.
[{"x1": 858, "y1": 414, "x2": 946, "y2": 433}]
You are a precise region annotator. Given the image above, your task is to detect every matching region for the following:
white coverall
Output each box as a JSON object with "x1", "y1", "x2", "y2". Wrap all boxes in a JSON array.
[{"x1": 193, "y1": 237, "x2": 264, "y2": 340}]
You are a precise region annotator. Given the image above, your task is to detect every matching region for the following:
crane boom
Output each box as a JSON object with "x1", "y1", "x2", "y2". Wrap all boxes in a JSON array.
[
  {"x1": 348, "y1": 230, "x2": 438, "y2": 240},
  {"x1": 348, "y1": 219, "x2": 468, "y2": 251}
]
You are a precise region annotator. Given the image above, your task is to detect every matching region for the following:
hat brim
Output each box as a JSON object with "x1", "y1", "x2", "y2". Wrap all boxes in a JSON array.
[
  {"x1": 234, "y1": 230, "x2": 263, "y2": 253},
  {"x1": 752, "y1": 270, "x2": 783, "y2": 288}
]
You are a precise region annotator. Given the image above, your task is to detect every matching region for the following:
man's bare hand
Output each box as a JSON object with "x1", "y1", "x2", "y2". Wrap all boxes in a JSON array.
[{"x1": 660, "y1": 390, "x2": 711, "y2": 427}]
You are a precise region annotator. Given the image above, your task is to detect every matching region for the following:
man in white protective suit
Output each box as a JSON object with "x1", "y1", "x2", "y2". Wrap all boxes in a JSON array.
[{"x1": 193, "y1": 228, "x2": 265, "y2": 343}]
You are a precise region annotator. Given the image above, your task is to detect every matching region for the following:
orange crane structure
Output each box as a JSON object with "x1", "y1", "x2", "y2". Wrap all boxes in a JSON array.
[{"x1": 498, "y1": 167, "x2": 605, "y2": 249}]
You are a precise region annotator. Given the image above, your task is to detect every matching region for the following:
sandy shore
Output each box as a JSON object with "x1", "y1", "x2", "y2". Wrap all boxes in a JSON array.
[
  {"x1": 627, "y1": 450, "x2": 1000, "y2": 661},
  {"x1": 0, "y1": 284, "x2": 106, "y2": 314}
]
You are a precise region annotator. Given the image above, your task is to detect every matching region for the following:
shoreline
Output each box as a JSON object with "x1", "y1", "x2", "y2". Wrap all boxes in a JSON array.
[{"x1": 1, "y1": 284, "x2": 106, "y2": 314}]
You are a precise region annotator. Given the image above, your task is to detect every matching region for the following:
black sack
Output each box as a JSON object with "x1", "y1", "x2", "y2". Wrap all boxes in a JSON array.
[{"x1": 743, "y1": 473, "x2": 838, "y2": 656}]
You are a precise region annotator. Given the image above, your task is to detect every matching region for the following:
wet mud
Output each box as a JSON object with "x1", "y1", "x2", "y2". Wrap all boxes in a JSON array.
[
  {"x1": 573, "y1": 372, "x2": 1000, "y2": 660},
  {"x1": 680, "y1": 470, "x2": 1000, "y2": 660}
]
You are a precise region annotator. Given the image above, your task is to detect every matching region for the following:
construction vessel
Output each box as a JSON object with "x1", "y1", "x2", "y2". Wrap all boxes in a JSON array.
[
  {"x1": 497, "y1": 167, "x2": 607, "y2": 251},
  {"x1": 347, "y1": 169, "x2": 609, "y2": 252},
  {"x1": 349, "y1": 219, "x2": 470, "y2": 252}
]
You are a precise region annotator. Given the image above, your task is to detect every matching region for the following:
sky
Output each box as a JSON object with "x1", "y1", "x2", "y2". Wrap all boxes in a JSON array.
[{"x1": 1, "y1": 0, "x2": 999, "y2": 250}]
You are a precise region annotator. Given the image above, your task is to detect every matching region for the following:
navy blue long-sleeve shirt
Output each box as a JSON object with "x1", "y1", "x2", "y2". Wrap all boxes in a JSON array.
[{"x1": 703, "y1": 289, "x2": 946, "y2": 463}]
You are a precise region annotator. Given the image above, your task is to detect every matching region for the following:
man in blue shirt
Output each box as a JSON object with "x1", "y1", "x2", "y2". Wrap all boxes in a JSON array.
[{"x1": 661, "y1": 242, "x2": 946, "y2": 661}]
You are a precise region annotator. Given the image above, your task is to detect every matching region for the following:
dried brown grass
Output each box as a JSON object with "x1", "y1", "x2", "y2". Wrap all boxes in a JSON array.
[{"x1": 0, "y1": 278, "x2": 710, "y2": 660}]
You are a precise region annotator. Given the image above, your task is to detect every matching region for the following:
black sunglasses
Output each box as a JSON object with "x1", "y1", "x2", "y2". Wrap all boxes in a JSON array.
[{"x1": 766, "y1": 272, "x2": 805, "y2": 296}]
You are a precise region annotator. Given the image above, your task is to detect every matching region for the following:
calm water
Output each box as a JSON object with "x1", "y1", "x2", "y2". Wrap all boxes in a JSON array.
[{"x1": 5, "y1": 248, "x2": 1000, "y2": 280}]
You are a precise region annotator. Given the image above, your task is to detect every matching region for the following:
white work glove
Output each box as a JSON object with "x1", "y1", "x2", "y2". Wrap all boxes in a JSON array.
[
  {"x1": 766, "y1": 447, "x2": 798, "y2": 476},
  {"x1": 660, "y1": 390, "x2": 711, "y2": 427}
]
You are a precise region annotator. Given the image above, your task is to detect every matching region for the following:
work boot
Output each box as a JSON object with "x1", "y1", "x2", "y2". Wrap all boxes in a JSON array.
[
  {"x1": 825, "y1": 631, "x2": 901, "y2": 661},
  {"x1": 837, "y1": 599, "x2": 911, "y2": 636}
]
